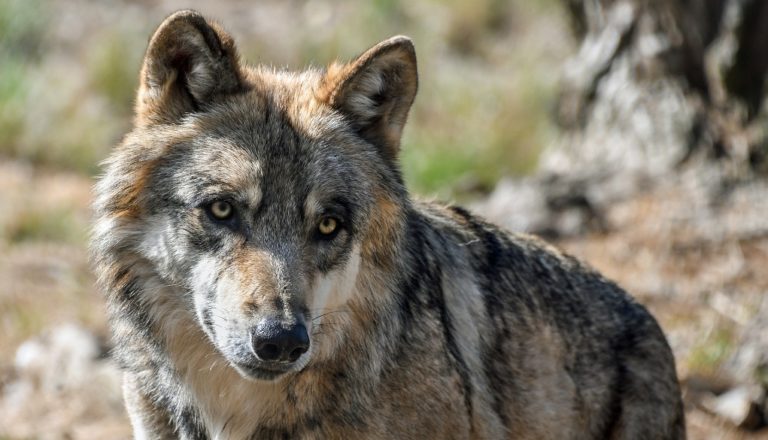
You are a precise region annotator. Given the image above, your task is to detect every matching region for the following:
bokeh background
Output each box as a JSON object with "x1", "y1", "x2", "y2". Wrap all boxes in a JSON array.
[{"x1": 1, "y1": 0, "x2": 767, "y2": 438}]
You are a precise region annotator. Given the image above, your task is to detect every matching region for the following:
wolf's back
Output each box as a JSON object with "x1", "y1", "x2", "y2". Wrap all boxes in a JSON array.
[{"x1": 408, "y1": 202, "x2": 686, "y2": 439}]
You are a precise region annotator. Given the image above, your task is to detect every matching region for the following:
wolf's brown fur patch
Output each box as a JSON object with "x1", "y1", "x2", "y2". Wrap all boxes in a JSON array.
[
  {"x1": 361, "y1": 191, "x2": 403, "y2": 269},
  {"x1": 109, "y1": 157, "x2": 162, "y2": 220}
]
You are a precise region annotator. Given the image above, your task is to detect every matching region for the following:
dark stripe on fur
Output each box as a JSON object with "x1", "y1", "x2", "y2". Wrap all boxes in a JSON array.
[
  {"x1": 399, "y1": 214, "x2": 475, "y2": 430},
  {"x1": 249, "y1": 426, "x2": 293, "y2": 440},
  {"x1": 431, "y1": 266, "x2": 476, "y2": 432},
  {"x1": 447, "y1": 206, "x2": 512, "y2": 429},
  {"x1": 201, "y1": 304, "x2": 215, "y2": 339},
  {"x1": 601, "y1": 301, "x2": 649, "y2": 437},
  {"x1": 177, "y1": 406, "x2": 208, "y2": 440},
  {"x1": 113, "y1": 273, "x2": 156, "y2": 343},
  {"x1": 600, "y1": 355, "x2": 627, "y2": 437}
]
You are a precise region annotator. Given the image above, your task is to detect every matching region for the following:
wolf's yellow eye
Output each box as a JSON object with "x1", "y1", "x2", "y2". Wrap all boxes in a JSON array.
[
  {"x1": 209, "y1": 201, "x2": 233, "y2": 220},
  {"x1": 318, "y1": 217, "x2": 338, "y2": 236}
]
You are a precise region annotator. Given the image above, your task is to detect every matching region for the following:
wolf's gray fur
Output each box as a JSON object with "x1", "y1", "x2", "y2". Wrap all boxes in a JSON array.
[{"x1": 91, "y1": 10, "x2": 685, "y2": 439}]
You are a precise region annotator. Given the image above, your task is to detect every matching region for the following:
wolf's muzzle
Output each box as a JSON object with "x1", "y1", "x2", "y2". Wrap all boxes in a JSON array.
[{"x1": 251, "y1": 319, "x2": 309, "y2": 363}]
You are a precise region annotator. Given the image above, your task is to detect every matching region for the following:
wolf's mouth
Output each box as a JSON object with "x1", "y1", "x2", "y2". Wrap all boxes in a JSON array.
[{"x1": 231, "y1": 360, "x2": 292, "y2": 381}]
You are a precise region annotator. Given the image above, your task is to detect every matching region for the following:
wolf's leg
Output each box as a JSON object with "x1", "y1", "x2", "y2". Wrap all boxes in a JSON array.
[{"x1": 123, "y1": 373, "x2": 177, "y2": 440}]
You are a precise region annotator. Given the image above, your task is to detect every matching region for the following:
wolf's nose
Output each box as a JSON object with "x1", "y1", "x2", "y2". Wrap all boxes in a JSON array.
[{"x1": 251, "y1": 320, "x2": 309, "y2": 363}]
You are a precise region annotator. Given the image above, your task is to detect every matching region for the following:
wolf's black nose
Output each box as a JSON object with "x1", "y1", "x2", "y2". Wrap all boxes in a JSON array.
[{"x1": 251, "y1": 320, "x2": 309, "y2": 363}]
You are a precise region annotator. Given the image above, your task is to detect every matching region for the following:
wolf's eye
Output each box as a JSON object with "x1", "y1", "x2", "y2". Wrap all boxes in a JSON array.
[
  {"x1": 317, "y1": 216, "x2": 339, "y2": 237},
  {"x1": 208, "y1": 201, "x2": 234, "y2": 221}
]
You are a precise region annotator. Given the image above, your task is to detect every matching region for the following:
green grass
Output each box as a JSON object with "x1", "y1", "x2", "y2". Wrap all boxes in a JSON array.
[
  {"x1": 0, "y1": 58, "x2": 28, "y2": 149},
  {"x1": 401, "y1": 53, "x2": 556, "y2": 197},
  {"x1": 89, "y1": 29, "x2": 142, "y2": 116},
  {"x1": 757, "y1": 363, "x2": 768, "y2": 387},
  {"x1": 0, "y1": 0, "x2": 45, "y2": 155},
  {"x1": 2, "y1": 301, "x2": 47, "y2": 344},
  {"x1": 688, "y1": 326, "x2": 736, "y2": 376},
  {"x1": 5, "y1": 208, "x2": 86, "y2": 244},
  {"x1": 0, "y1": 0, "x2": 47, "y2": 59}
]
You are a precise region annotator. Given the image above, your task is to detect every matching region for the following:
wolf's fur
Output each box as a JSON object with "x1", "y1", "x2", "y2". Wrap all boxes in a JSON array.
[{"x1": 91, "y1": 10, "x2": 685, "y2": 439}]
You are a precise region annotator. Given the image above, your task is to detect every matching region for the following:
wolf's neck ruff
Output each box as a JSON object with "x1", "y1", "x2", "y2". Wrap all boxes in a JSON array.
[{"x1": 113, "y1": 241, "x2": 403, "y2": 436}]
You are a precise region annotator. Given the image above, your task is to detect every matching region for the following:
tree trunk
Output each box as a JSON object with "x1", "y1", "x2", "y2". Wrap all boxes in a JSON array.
[
  {"x1": 551, "y1": 0, "x2": 768, "y2": 178},
  {"x1": 481, "y1": 0, "x2": 768, "y2": 238}
]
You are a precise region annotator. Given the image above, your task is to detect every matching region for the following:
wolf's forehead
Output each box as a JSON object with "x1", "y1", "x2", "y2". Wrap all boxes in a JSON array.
[
  {"x1": 202, "y1": 139, "x2": 261, "y2": 179},
  {"x1": 177, "y1": 91, "x2": 361, "y2": 204},
  {"x1": 175, "y1": 137, "x2": 264, "y2": 203},
  {"x1": 182, "y1": 133, "x2": 349, "y2": 204}
]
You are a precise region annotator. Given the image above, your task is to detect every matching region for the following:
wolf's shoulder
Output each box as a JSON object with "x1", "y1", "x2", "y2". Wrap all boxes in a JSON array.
[
  {"x1": 410, "y1": 199, "x2": 650, "y2": 324},
  {"x1": 411, "y1": 199, "x2": 581, "y2": 269}
]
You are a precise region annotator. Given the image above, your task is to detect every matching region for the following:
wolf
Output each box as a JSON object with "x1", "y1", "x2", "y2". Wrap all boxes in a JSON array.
[{"x1": 91, "y1": 10, "x2": 685, "y2": 440}]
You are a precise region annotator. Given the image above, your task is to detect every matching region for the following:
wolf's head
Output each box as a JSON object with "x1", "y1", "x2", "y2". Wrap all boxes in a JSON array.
[{"x1": 92, "y1": 11, "x2": 417, "y2": 381}]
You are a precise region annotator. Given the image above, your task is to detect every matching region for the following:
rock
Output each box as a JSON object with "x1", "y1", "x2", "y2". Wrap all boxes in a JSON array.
[
  {"x1": 701, "y1": 385, "x2": 766, "y2": 430},
  {"x1": 13, "y1": 323, "x2": 102, "y2": 392},
  {"x1": 474, "y1": 173, "x2": 612, "y2": 238},
  {"x1": 0, "y1": 323, "x2": 126, "y2": 439}
]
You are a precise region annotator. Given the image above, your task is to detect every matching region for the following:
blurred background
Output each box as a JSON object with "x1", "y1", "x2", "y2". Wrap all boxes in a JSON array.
[{"x1": 1, "y1": 0, "x2": 767, "y2": 438}]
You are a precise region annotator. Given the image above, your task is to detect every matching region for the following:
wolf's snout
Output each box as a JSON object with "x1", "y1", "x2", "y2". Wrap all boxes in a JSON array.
[{"x1": 251, "y1": 320, "x2": 309, "y2": 363}]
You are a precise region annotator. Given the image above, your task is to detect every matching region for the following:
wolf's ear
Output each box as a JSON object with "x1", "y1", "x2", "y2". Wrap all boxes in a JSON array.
[
  {"x1": 136, "y1": 10, "x2": 246, "y2": 125},
  {"x1": 318, "y1": 36, "x2": 418, "y2": 161}
]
